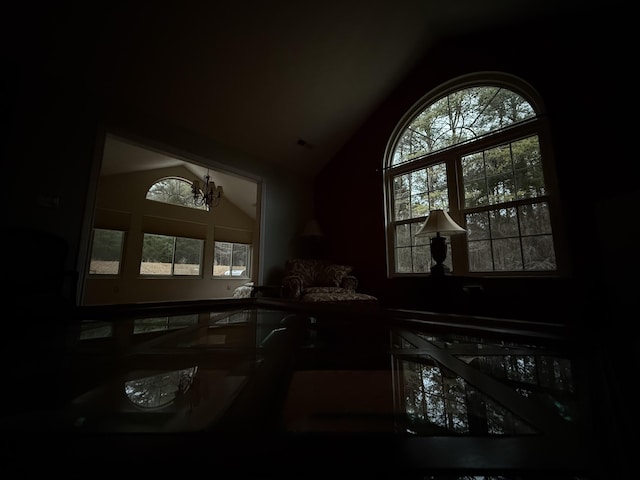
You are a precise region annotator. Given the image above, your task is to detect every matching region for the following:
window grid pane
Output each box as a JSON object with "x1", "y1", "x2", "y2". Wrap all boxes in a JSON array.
[
  {"x1": 140, "y1": 233, "x2": 203, "y2": 276},
  {"x1": 392, "y1": 164, "x2": 449, "y2": 224},
  {"x1": 394, "y1": 174, "x2": 411, "y2": 221},
  {"x1": 395, "y1": 223, "x2": 434, "y2": 273},
  {"x1": 391, "y1": 163, "x2": 451, "y2": 273},
  {"x1": 522, "y1": 235, "x2": 556, "y2": 271},
  {"x1": 394, "y1": 223, "x2": 457, "y2": 274},
  {"x1": 462, "y1": 135, "x2": 543, "y2": 209},
  {"x1": 213, "y1": 241, "x2": 250, "y2": 277},
  {"x1": 466, "y1": 202, "x2": 555, "y2": 272},
  {"x1": 173, "y1": 237, "x2": 203, "y2": 276},
  {"x1": 89, "y1": 228, "x2": 125, "y2": 275},
  {"x1": 395, "y1": 246, "x2": 414, "y2": 273}
]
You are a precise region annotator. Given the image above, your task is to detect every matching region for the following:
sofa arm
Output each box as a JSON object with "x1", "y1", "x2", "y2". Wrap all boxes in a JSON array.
[
  {"x1": 341, "y1": 275, "x2": 358, "y2": 291},
  {"x1": 282, "y1": 274, "x2": 304, "y2": 299}
]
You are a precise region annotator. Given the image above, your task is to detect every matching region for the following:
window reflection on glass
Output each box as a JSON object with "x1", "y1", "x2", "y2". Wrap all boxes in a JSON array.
[
  {"x1": 79, "y1": 321, "x2": 114, "y2": 340},
  {"x1": 125, "y1": 367, "x2": 198, "y2": 409},
  {"x1": 458, "y1": 353, "x2": 577, "y2": 422},
  {"x1": 133, "y1": 314, "x2": 199, "y2": 334},
  {"x1": 400, "y1": 359, "x2": 536, "y2": 435},
  {"x1": 139, "y1": 233, "x2": 203, "y2": 276},
  {"x1": 209, "y1": 309, "x2": 255, "y2": 326},
  {"x1": 402, "y1": 331, "x2": 579, "y2": 424}
]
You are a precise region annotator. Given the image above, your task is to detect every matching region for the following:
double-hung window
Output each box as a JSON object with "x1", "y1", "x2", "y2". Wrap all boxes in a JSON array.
[
  {"x1": 140, "y1": 233, "x2": 203, "y2": 276},
  {"x1": 385, "y1": 73, "x2": 565, "y2": 276},
  {"x1": 213, "y1": 241, "x2": 250, "y2": 278}
]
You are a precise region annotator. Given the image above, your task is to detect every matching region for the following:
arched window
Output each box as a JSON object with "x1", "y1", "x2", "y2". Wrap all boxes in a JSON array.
[
  {"x1": 145, "y1": 177, "x2": 207, "y2": 211},
  {"x1": 384, "y1": 72, "x2": 566, "y2": 277}
]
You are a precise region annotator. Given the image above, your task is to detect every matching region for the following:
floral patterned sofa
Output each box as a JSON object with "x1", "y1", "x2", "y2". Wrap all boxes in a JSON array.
[{"x1": 281, "y1": 259, "x2": 377, "y2": 303}]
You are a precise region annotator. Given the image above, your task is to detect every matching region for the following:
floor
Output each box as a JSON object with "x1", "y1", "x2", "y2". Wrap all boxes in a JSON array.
[{"x1": 1, "y1": 301, "x2": 623, "y2": 478}]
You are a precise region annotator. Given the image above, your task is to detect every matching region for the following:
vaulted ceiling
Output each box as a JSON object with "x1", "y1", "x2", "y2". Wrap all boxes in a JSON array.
[
  {"x1": 11, "y1": 1, "x2": 577, "y2": 216},
  {"x1": 89, "y1": 1, "x2": 572, "y2": 178}
]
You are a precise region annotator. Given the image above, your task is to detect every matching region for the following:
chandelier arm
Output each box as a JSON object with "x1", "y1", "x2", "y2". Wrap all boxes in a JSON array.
[{"x1": 192, "y1": 172, "x2": 222, "y2": 210}]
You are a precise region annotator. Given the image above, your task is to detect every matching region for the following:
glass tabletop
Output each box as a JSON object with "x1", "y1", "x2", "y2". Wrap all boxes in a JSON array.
[{"x1": 2, "y1": 305, "x2": 601, "y2": 478}]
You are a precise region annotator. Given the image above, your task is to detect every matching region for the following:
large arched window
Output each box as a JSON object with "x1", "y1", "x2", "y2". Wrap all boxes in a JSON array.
[{"x1": 384, "y1": 72, "x2": 566, "y2": 277}]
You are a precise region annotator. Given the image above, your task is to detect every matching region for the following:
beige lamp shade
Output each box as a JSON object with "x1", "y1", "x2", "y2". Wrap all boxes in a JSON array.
[{"x1": 415, "y1": 209, "x2": 466, "y2": 237}]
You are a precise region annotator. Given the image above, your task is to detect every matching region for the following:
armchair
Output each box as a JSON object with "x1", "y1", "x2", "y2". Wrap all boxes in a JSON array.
[{"x1": 281, "y1": 259, "x2": 377, "y2": 303}]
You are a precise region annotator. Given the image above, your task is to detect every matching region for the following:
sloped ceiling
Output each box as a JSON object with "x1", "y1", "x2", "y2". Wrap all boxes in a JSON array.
[
  {"x1": 51, "y1": 1, "x2": 578, "y2": 220},
  {"x1": 100, "y1": 135, "x2": 258, "y2": 220},
  {"x1": 91, "y1": 1, "x2": 573, "y2": 178}
]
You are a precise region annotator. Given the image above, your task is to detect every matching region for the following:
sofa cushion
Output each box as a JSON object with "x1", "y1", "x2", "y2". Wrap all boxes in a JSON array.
[
  {"x1": 317, "y1": 264, "x2": 353, "y2": 287},
  {"x1": 284, "y1": 259, "x2": 322, "y2": 285},
  {"x1": 305, "y1": 286, "x2": 345, "y2": 294},
  {"x1": 302, "y1": 291, "x2": 378, "y2": 303},
  {"x1": 284, "y1": 259, "x2": 352, "y2": 287}
]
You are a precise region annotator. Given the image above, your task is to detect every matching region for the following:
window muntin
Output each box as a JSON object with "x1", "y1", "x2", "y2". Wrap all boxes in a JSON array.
[
  {"x1": 213, "y1": 241, "x2": 250, "y2": 278},
  {"x1": 145, "y1": 177, "x2": 207, "y2": 211},
  {"x1": 89, "y1": 228, "x2": 125, "y2": 275},
  {"x1": 386, "y1": 76, "x2": 559, "y2": 276},
  {"x1": 140, "y1": 233, "x2": 203, "y2": 276}
]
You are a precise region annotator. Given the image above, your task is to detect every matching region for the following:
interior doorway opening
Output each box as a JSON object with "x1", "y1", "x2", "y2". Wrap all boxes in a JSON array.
[{"x1": 77, "y1": 132, "x2": 261, "y2": 306}]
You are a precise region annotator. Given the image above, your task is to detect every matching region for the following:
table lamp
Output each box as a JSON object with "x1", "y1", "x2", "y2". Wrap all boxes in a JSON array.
[{"x1": 415, "y1": 209, "x2": 466, "y2": 276}]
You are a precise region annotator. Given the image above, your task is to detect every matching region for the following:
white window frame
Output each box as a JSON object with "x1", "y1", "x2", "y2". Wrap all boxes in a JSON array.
[{"x1": 384, "y1": 72, "x2": 567, "y2": 278}]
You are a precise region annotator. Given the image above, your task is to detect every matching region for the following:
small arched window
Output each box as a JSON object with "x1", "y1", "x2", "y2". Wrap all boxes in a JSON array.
[
  {"x1": 145, "y1": 177, "x2": 207, "y2": 211},
  {"x1": 384, "y1": 72, "x2": 566, "y2": 277}
]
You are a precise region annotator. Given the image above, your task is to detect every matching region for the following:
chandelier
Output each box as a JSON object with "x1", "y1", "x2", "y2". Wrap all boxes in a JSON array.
[{"x1": 192, "y1": 171, "x2": 223, "y2": 210}]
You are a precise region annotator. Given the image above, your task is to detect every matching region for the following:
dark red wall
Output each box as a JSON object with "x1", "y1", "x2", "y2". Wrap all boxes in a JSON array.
[{"x1": 313, "y1": 10, "x2": 631, "y2": 325}]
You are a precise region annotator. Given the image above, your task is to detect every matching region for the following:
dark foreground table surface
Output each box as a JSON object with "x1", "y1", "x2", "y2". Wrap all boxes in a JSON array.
[{"x1": 1, "y1": 301, "x2": 622, "y2": 478}]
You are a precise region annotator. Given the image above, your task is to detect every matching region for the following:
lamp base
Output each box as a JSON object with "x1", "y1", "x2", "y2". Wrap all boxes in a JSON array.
[
  {"x1": 430, "y1": 235, "x2": 448, "y2": 277},
  {"x1": 430, "y1": 263, "x2": 449, "y2": 276}
]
